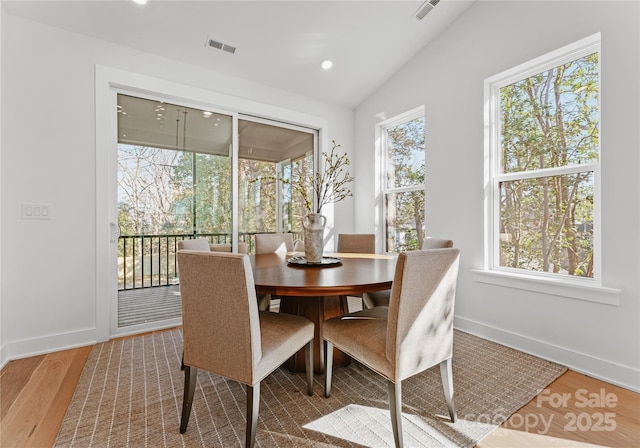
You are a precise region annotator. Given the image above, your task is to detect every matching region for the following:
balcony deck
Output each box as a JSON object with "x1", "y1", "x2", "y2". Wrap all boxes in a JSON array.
[
  {"x1": 117, "y1": 286, "x2": 361, "y2": 328},
  {"x1": 118, "y1": 285, "x2": 182, "y2": 327}
]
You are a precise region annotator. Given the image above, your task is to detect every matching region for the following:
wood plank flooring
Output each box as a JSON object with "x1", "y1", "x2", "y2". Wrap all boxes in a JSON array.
[
  {"x1": 1, "y1": 346, "x2": 92, "y2": 448},
  {"x1": 1, "y1": 331, "x2": 638, "y2": 447},
  {"x1": 479, "y1": 369, "x2": 640, "y2": 447}
]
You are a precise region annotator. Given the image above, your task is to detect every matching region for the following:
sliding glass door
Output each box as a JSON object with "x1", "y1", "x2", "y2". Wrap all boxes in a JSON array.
[
  {"x1": 237, "y1": 117, "x2": 316, "y2": 250},
  {"x1": 115, "y1": 94, "x2": 316, "y2": 329}
]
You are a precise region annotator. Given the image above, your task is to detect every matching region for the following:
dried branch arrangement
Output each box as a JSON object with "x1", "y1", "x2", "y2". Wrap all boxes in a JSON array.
[{"x1": 294, "y1": 140, "x2": 354, "y2": 214}]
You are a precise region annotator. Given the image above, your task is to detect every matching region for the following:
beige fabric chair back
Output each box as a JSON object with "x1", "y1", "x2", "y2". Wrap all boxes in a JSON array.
[
  {"x1": 337, "y1": 234, "x2": 375, "y2": 253},
  {"x1": 362, "y1": 237, "x2": 453, "y2": 309},
  {"x1": 421, "y1": 237, "x2": 453, "y2": 249},
  {"x1": 386, "y1": 248, "x2": 460, "y2": 381},
  {"x1": 177, "y1": 251, "x2": 261, "y2": 385},
  {"x1": 293, "y1": 239, "x2": 305, "y2": 252},
  {"x1": 177, "y1": 238, "x2": 211, "y2": 251},
  {"x1": 178, "y1": 239, "x2": 248, "y2": 254},
  {"x1": 254, "y1": 233, "x2": 294, "y2": 254},
  {"x1": 209, "y1": 242, "x2": 249, "y2": 253},
  {"x1": 209, "y1": 243, "x2": 232, "y2": 252}
]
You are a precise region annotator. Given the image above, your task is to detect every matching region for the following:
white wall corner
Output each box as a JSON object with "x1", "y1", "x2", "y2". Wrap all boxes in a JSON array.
[
  {"x1": 454, "y1": 315, "x2": 640, "y2": 393},
  {"x1": 0, "y1": 344, "x2": 7, "y2": 371}
]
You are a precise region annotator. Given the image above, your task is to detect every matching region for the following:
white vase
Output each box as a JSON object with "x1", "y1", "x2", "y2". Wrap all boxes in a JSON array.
[{"x1": 302, "y1": 213, "x2": 326, "y2": 263}]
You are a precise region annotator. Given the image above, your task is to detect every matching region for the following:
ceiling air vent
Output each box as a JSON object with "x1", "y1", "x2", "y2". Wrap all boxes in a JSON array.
[
  {"x1": 415, "y1": 0, "x2": 440, "y2": 20},
  {"x1": 206, "y1": 37, "x2": 237, "y2": 55}
]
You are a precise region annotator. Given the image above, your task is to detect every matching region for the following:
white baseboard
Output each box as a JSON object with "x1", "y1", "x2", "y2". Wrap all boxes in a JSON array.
[
  {"x1": 1, "y1": 320, "x2": 181, "y2": 368},
  {"x1": 1, "y1": 327, "x2": 98, "y2": 364},
  {"x1": 110, "y1": 317, "x2": 182, "y2": 339},
  {"x1": 454, "y1": 316, "x2": 640, "y2": 393}
]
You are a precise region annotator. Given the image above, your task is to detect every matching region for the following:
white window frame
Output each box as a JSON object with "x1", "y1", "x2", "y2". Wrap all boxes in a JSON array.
[
  {"x1": 376, "y1": 106, "x2": 425, "y2": 253},
  {"x1": 477, "y1": 32, "x2": 620, "y2": 305}
]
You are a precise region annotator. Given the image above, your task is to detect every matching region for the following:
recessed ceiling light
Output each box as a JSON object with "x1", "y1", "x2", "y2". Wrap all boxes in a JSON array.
[
  {"x1": 321, "y1": 60, "x2": 333, "y2": 70},
  {"x1": 132, "y1": 0, "x2": 148, "y2": 5}
]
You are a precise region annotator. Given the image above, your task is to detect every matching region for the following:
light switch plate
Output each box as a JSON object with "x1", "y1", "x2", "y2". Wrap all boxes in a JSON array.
[{"x1": 22, "y1": 203, "x2": 52, "y2": 220}]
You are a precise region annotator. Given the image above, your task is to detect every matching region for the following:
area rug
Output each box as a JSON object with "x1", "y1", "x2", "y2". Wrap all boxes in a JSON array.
[{"x1": 55, "y1": 329, "x2": 566, "y2": 447}]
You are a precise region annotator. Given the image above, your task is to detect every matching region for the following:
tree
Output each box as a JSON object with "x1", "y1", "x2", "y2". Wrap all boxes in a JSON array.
[
  {"x1": 239, "y1": 158, "x2": 278, "y2": 233},
  {"x1": 499, "y1": 53, "x2": 598, "y2": 277},
  {"x1": 118, "y1": 145, "x2": 188, "y2": 234},
  {"x1": 170, "y1": 151, "x2": 235, "y2": 237},
  {"x1": 385, "y1": 117, "x2": 425, "y2": 251}
]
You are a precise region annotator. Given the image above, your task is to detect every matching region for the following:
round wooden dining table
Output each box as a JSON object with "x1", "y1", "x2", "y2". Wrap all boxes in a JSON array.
[{"x1": 249, "y1": 252, "x2": 397, "y2": 373}]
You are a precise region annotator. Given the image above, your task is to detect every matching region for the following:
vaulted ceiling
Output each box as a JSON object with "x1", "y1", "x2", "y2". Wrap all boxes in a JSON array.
[{"x1": 2, "y1": 0, "x2": 475, "y2": 109}]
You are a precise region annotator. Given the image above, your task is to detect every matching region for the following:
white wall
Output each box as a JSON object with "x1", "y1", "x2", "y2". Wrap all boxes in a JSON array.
[
  {"x1": 355, "y1": 0, "x2": 639, "y2": 390},
  {"x1": 0, "y1": 2, "x2": 3, "y2": 360},
  {"x1": 0, "y1": 13, "x2": 354, "y2": 365}
]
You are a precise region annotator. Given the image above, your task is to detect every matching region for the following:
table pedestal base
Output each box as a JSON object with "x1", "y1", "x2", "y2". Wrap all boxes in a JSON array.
[{"x1": 279, "y1": 295, "x2": 350, "y2": 373}]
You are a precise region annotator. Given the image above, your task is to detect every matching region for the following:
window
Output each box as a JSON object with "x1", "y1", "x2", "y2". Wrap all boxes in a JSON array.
[
  {"x1": 237, "y1": 119, "x2": 315, "y2": 238},
  {"x1": 379, "y1": 107, "x2": 426, "y2": 252},
  {"x1": 485, "y1": 34, "x2": 600, "y2": 282},
  {"x1": 116, "y1": 94, "x2": 316, "y2": 295},
  {"x1": 117, "y1": 95, "x2": 234, "y2": 240},
  {"x1": 282, "y1": 152, "x2": 314, "y2": 234}
]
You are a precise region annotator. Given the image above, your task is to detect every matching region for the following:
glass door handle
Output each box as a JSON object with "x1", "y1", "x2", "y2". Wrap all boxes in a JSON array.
[{"x1": 110, "y1": 222, "x2": 121, "y2": 243}]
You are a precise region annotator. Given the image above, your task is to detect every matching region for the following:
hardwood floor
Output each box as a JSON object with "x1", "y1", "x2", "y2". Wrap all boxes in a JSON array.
[
  {"x1": 1, "y1": 334, "x2": 638, "y2": 447},
  {"x1": 479, "y1": 370, "x2": 640, "y2": 447},
  {"x1": 1, "y1": 346, "x2": 92, "y2": 448}
]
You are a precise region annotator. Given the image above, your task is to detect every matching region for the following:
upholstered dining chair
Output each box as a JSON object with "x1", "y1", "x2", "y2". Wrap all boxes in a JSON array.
[
  {"x1": 254, "y1": 233, "x2": 295, "y2": 311},
  {"x1": 175, "y1": 239, "x2": 257, "y2": 371},
  {"x1": 178, "y1": 238, "x2": 267, "y2": 309},
  {"x1": 254, "y1": 233, "x2": 294, "y2": 254},
  {"x1": 293, "y1": 239, "x2": 305, "y2": 252},
  {"x1": 178, "y1": 238, "x2": 249, "y2": 254},
  {"x1": 177, "y1": 251, "x2": 314, "y2": 448},
  {"x1": 337, "y1": 234, "x2": 375, "y2": 309},
  {"x1": 210, "y1": 242, "x2": 249, "y2": 253},
  {"x1": 363, "y1": 237, "x2": 454, "y2": 309},
  {"x1": 177, "y1": 237, "x2": 211, "y2": 251},
  {"x1": 323, "y1": 248, "x2": 460, "y2": 448},
  {"x1": 422, "y1": 237, "x2": 454, "y2": 250},
  {"x1": 337, "y1": 233, "x2": 375, "y2": 254}
]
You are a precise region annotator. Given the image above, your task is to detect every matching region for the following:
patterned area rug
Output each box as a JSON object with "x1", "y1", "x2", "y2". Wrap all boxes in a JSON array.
[{"x1": 55, "y1": 329, "x2": 566, "y2": 447}]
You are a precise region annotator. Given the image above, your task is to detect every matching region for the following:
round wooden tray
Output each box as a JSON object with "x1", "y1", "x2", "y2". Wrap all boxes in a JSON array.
[{"x1": 287, "y1": 256, "x2": 343, "y2": 267}]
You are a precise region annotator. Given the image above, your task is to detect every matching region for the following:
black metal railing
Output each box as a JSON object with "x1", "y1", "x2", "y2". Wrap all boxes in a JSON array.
[{"x1": 118, "y1": 232, "x2": 302, "y2": 291}]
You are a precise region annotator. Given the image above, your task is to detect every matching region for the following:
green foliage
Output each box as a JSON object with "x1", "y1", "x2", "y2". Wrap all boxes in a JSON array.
[
  {"x1": 499, "y1": 53, "x2": 598, "y2": 277},
  {"x1": 119, "y1": 145, "x2": 296, "y2": 240}
]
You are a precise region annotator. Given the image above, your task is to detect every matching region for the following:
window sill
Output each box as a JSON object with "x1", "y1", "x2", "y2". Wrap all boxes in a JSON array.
[{"x1": 472, "y1": 269, "x2": 621, "y2": 306}]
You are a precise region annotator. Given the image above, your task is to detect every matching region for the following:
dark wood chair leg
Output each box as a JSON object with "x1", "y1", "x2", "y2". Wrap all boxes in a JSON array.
[
  {"x1": 246, "y1": 383, "x2": 260, "y2": 448},
  {"x1": 388, "y1": 380, "x2": 403, "y2": 448},
  {"x1": 305, "y1": 340, "x2": 314, "y2": 396},
  {"x1": 180, "y1": 366, "x2": 197, "y2": 433}
]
